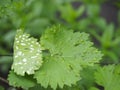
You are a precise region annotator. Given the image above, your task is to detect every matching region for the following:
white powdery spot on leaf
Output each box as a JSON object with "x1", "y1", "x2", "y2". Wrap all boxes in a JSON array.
[
  {"x1": 12, "y1": 29, "x2": 43, "y2": 76},
  {"x1": 23, "y1": 58, "x2": 27, "y2": 62},
  {"x1": 16, "y1": 51, "x2": 23, "y2": 56}
]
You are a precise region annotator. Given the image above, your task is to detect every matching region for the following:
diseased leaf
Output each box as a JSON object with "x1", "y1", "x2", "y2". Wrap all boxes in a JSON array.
[
  {"x1": 8, "y1": 71, "x2": 36, "y2": 89},
  {"x1": 12, "y1": 29, "x2": 43, "y2": 76},
  {"x1": 34, "y1": 26, "x2": 103, "y2": 89}
]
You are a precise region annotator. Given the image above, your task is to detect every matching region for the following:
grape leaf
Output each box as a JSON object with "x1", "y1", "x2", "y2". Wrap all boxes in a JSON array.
[
  {"x1": 12, "y1": 29, "x2": 43, "y2": 76},
  {"x1": 8, "y1": 71, "x2": 36, "y2": 89},
  {"x1": 34, "y1": 55, "x2": 81, "y2": 90},
  {"x1": 95, "y1": 65, "x2": 120, "y2": 90},
  {"x1": 34, "y1": 26, "x2": 103, "y2": 89}
]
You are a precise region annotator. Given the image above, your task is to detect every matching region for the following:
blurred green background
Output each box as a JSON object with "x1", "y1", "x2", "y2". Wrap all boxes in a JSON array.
[{"x1": 0, "y1": 0, "x2": 120, "y2": 90}]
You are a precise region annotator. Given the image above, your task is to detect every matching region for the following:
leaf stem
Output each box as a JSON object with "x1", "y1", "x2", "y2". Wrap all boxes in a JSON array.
[{"x1": 0, "y1": 76, "x2": 9, "y2": 84}]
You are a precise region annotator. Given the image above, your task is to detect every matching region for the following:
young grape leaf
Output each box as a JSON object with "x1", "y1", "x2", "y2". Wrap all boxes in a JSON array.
[
  {"x1": 8, "y1": 71, "x2": 36, "y2": 89},
  {"x1": 34, "y1": 26, "x2": 103, "y2": 90},
  {"x1": 12, "y1": 29, "x2": 42, "y2": 76},
  {"x1": 95, "y1": 65, "x2": 120, "y2": 90}
]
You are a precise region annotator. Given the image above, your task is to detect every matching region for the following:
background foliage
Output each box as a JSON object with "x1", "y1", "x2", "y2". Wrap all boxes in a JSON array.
[{"x1": 0, "y1": 0, "x2": 120, "y2": 90}]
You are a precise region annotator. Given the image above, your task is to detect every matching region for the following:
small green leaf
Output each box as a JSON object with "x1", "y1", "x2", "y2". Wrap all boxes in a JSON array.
[
  {"x1": 86, "y1": 4, "x2": 100, "y2": 17},
  {"x1": 12, "y1": 29, "x2": 43, "y2": 76},
  {"x1": 95, "y1": 65, "x2": 120, "y2": 90},
  {"x1": 112, "y1": 37, "x2": 120, "y2": 46},
  {"x1": 8, "y1": 71, "x2": 36, "y2": 89},
  {"x1": 101, "y1": 23, "x2": 114, "y2": 48},
  {"x1": 59, "y1": 4, "x2": 76, "y2": 23},
  {"x1": 76, "y1": 5, "x2": 85, "y2": 17}
]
